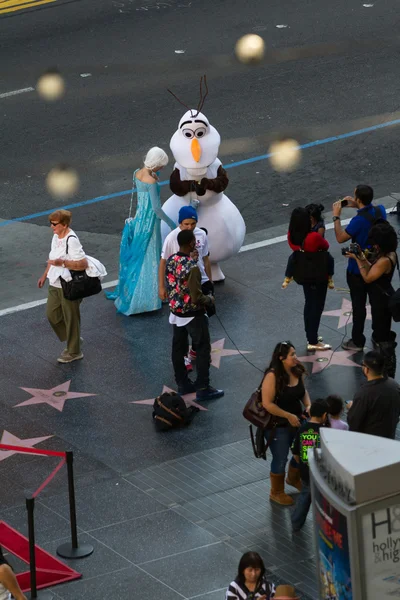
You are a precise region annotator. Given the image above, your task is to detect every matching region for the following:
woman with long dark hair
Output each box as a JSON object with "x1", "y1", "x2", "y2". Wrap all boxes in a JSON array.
[
  {"x1": 287, "y1": 207, "x2": 331, "y2": 350},
  {"x1": 346, "y1": 220, "x2": 398, "y2": 376},
  {"x1": 0, "y1": 547, "x2": 27, "y2": 600},
  {"x1": 226, "y1": 551, "x2": 275, "y2": 599},
  {"x1": 261, "y1": 341, "x2": 311, "y2": 506}
]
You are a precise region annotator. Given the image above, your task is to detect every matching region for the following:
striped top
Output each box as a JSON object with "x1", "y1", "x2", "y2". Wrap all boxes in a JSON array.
[{"x1": 226, "y1": 578, "x2": 276, "y2": 599}]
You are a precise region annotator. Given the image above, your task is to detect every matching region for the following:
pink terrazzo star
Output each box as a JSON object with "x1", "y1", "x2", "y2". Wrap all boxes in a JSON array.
[
  {"x1": 0, "y1": 430, "x2": 54, "y2": 462},
  {"x1": 15, "y1": 381, "x2": 96, "y2": 412},
  {"x1": 210, "y1": 338, "x2": 251, "y2": 369},
  {"x1": 297, "y1": 349, "x2": 362, "y2": 374},
  {"x1": 131, "y1": 385, "x2": 208, "y2": 411},
  {"x1": 323, "y1": 298, "x2": 371, "y2": 329}
]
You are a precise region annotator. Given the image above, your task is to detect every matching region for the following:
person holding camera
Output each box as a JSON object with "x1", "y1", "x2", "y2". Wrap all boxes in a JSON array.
[
  {"x1": 332, "y1": 185, "x2": 386, "y2": 351},
  {"x1": 345, "y1": 221, "x2": 398, "y2": 376},
  {"x1": 166, "y1": 229, "x2": 224, "y2": 401}
]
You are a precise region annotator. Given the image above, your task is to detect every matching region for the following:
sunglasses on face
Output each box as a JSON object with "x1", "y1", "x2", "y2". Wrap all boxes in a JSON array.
[{"x1": 50, "y1": 222, "x2": 60, "y2": 226}]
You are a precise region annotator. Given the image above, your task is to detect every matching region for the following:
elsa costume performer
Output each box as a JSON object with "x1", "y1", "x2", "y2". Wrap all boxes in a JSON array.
[{"x1": 106, "y1": 147, "x2": 176, "y2": 315}]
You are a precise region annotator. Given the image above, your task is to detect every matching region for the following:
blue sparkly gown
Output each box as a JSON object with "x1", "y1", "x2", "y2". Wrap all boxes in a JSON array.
[{"x1": 106, "y1": 170, "x2": 175, "y2": 315}]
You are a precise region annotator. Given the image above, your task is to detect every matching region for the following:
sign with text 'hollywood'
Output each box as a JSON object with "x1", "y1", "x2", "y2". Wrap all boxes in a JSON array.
[{"x1": 362, "y1": 503, "x2": 400, "y2": 598}]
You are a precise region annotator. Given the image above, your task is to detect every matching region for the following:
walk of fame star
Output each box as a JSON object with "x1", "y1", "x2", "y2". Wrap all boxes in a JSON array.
[
  {"x1": 297, "y1": 349, "x2": 362, "y2": 373},
  {"x1": 209, "y1": 338, "x2": 251, "y2": 369},
  {"x1": 15, "y1": 381, "x2": 96, "y2": 412},
  {"x1": 132, "y1": 385, "x2": 208, "y2": 411},
  {"x1": 0, "y1": 431, "x2": 54, "y2": 462},
  {"x1": 323, "y1": 298, "x2": 371, "y2": 329}
]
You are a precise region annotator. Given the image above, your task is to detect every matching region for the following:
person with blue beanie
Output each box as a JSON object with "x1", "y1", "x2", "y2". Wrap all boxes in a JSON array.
[
  {"x1": 159, "y1": 205, "x2": 213, "y2": 301},
  {"x1": 159, "y1": 206, "x2": 213, "y2": 372}
]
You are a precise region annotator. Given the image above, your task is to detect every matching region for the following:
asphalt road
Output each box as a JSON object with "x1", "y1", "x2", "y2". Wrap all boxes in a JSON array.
[{"x1": 1, "y1": 0, "x2": 400, "y2": 308}]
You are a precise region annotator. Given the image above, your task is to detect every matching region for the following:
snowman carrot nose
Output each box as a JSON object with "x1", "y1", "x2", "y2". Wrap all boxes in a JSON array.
[{"x1": 191, "y1": 138, "x2": 201, "y2": 162}]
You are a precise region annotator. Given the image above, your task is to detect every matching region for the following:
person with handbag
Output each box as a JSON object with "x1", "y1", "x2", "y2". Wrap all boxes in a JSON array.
[
  {"x1": 345, "y1": 220, "x2": 398, "y2": 376},
  {"x1": 38, "y1": 210, "x2": 88, "y2": 363},
  {"x1": 286, "y1": 207, "x2": 332, "y2": 351},
  {"x1": 282, "y1": 203, "x2": 334, "y2": 290},
  {"x1": 261, "y1": 341, "x2": 311, "y2": 506}
]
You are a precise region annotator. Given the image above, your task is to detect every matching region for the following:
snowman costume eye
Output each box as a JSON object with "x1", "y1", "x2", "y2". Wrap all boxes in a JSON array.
[{"x1": 182, "y1": 129, "x2": 194, "y2": 139}]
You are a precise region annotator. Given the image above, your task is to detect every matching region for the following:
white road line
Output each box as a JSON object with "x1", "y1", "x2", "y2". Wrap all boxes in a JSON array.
[
  {"x1": 0, "y1": 87, "x2": 34, "y2": 99},
  {"x1": 239, "y1": 217, "x2": 352, "y2": 252},
  {"x1": 0, "y1": 279, "x2": 119, "y2": 317},
  {"x1": 0, "y1": 210, "x2": 392, "y2": 318}
]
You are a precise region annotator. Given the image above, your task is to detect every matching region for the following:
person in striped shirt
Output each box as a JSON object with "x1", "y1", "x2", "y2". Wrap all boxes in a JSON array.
[{"x1": 226, "y1": 552, "x2": 275, "y2": 600}]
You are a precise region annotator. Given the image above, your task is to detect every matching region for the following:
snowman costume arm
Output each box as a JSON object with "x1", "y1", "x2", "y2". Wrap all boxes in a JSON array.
[
  {"x1": 170, "y1": 168, "x2": 193, "y2": 196},
  {"x1": 170, "y1": 165, "x2": 228, "y2": 197},
  {"x1": 149, "y1": 184, "x2": 176, "y2": 229},
  {"x1": 200, "y1": 165, "x2": 229, "y2": 193}
]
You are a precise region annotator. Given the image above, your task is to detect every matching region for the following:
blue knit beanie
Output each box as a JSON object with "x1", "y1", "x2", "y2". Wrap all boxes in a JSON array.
[{"x1": 178, "y1": 206, "x2": 198, "y2": 223}]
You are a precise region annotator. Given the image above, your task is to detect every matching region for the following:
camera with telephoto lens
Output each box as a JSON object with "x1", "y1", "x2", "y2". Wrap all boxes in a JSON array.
[{"x1": 341, "y1": 242, "x2": 362, "y2": 257}]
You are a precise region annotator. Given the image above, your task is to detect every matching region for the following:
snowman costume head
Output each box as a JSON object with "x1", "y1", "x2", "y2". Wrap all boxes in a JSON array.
[{"x1": 170, "y1": 110, "x2": 221, "y2": 179}]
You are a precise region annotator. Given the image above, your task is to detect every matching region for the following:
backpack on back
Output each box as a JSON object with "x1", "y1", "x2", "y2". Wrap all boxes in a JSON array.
[{"x1": 152, "y1": 392, "x2": 199, "y2": 431}]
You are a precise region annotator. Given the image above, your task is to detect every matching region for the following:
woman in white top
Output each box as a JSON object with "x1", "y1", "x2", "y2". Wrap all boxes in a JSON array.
[
  {"x1": 38, "y1": 210, "x2": 88, "y2": 363},
  {"x1": 0, "y1": 547, "x2": 26, "y2": 600}
]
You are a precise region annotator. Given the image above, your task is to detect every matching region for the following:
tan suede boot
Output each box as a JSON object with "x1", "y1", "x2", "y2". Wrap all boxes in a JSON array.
[
  {"x1": 270, "y1": 473, "x2": 294, "y2": 506},
  {"x1": 286, "y1": 464, "x2": 302, "y2": 492}
]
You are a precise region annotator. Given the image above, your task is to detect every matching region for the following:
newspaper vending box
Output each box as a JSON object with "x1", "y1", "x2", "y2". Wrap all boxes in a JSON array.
[{"x1": 309, "y1": 428, "x2": 400, "y2": 600}]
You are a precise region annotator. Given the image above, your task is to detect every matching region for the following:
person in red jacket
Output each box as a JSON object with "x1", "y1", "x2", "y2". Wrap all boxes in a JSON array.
[
  {"x1": 282, "y1": 204, "x2": 334, "y2": 290},
  {"x1": 285, "y1": 207, "x2": 332, "y2": 351}
]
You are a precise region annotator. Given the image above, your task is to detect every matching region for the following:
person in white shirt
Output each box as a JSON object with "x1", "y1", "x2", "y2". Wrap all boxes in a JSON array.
[
  {"x1": 158, "y1": 206, "x2": 213, "y2": 301},
  {"x1": 38, "y1": 210, "x2": 88, "y2": 363},
  {"x1": 159, "y1": 206, "x2": 213, "y2": 369}
]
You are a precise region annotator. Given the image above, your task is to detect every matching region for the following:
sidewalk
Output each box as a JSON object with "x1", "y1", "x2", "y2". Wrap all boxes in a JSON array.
[{"x1": 0, "y1": 220, "x2": 399, "y2": 599}]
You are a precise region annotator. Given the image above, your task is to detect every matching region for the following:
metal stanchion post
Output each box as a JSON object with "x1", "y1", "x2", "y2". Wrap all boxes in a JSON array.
[
  {"x1": 26, "y1": 498, "x2": 54, "y2": 600},
  {"x1": 56, "y1": 451, "x2": 94, "y2": 559}
]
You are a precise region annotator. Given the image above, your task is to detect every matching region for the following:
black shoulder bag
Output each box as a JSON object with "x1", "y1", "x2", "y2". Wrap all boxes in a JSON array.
[
  {"x1": 243, "y1": 371, "x2": 277, "y2": 460},
  {"x1": 60, "y1": 235, "x2": 102, "y2": 301},
  {"x1": 383, "y1": 255, "x2": 400, "y2": 322},
  {"x1": 292, "y1": 243, "x2": 331, "y2": 285}
]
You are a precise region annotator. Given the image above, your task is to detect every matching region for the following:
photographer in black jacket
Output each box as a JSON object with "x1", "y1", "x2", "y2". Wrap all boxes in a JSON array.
[{"x1": 347, "y1": 351, "x2": 400, "y2": 439}]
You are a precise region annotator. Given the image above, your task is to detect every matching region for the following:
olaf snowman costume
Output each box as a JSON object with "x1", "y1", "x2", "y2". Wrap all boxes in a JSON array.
[{"x1": 160, "y1": 109, "x2": 246, "y2": 281}]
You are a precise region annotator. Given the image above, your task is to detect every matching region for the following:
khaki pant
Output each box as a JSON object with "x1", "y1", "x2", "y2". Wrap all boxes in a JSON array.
[{"x1": 46, "y1": 286, "x2": 82, "y2": 356}]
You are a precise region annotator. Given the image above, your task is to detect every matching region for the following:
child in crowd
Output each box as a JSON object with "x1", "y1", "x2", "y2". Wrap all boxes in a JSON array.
[
  {"x1": 326, "y1": 394, "x2": 349, "y2": 430},
  {"x1": 282, "y1": 203, "x2": 335, "y2": 290},
  {"x1": 185, "y1": 226, "x2": 213, "y2": 372},
  {"x1": 274, "y1": 585, "x2": 299, "y2": 599},
  {"x1": 291, "y1": 399, "x2": 328, "y2": 532}
]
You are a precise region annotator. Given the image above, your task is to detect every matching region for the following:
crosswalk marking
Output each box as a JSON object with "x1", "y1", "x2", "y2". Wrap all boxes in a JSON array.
[{"x1": 0, "y1": 0, "x2": 56, "y2": 15}]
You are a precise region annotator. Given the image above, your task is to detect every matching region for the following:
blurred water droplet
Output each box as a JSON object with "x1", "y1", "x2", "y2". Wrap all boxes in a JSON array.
[
  {"x1": 235, "y1": 34, "x2": 265, "y2": 64},
  {"x1": 36, "y1": 70, "x2": 65, "y2": 101},
  {"x1": 46, "y1": 165, "x2": 79, "y2": 198},
  {"x1": 269, "y1": 139, "x2": 301, "y2": 172}
]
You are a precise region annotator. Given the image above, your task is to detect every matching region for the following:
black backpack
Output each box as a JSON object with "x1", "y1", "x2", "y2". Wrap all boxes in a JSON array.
[{"x1": 152, "y1": 392, "x2": 199, "y2": 431}]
